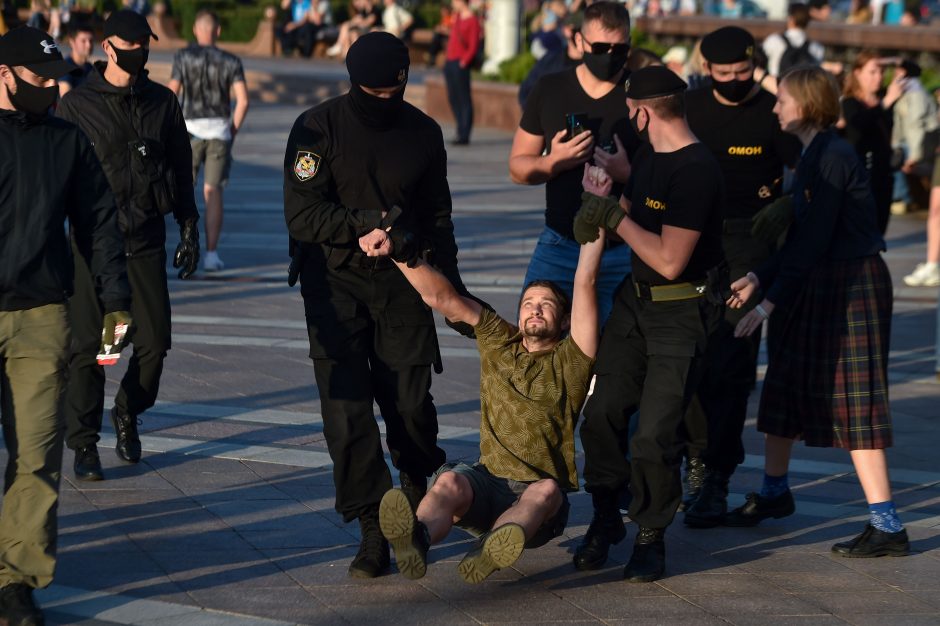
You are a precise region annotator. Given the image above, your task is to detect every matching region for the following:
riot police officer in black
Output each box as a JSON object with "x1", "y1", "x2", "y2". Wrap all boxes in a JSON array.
[
  {"x1": 57, "y1": 10, "x2": 200, "y2": 481},
  {"x1": 681, "y1": 26, "x2": 801, "y2": 528},
  {"x1": 572, "y1": 66, "x2": 725, "y2": 582},
  {"x1": 283, "y1": 32, "x2": 465, "y2": 578}
]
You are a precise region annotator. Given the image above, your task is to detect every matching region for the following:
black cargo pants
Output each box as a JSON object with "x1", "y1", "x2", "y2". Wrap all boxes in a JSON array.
[
  {"x1": 301, "y1": 252, "x2": 446, "y2": 523},
  {"x1": 581, "y1": 278, "x2": 721, "y2": 529},
  {"x1": 65, "y1": 243, "x2": 171, "y2": 450}
]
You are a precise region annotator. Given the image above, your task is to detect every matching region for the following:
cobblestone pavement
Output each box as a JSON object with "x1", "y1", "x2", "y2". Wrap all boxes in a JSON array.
[{"x1": 15, "y1": 99, "x2": 939, "y2": 625}]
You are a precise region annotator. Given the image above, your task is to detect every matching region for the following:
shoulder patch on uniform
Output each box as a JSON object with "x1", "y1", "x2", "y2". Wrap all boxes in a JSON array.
[{"x1": 293, "y1": 151, "x2": 322, "y2": 182}]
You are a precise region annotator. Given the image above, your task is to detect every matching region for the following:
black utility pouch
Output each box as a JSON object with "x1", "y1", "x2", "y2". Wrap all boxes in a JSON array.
[
  {"x1": 704, "y1": 261, "x2": 731, "y2": 306},
  {"x1": 129, "y1": 139, "x2": 178, "y2": 216}
]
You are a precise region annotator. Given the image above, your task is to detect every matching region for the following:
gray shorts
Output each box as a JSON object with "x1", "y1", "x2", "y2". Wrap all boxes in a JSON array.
[
  {"x1": 431, "y1": 462, "x2": 570, "y2": 549},
  {"x1": 191, "y1": 138, "x2": 232, "y2": 187}
]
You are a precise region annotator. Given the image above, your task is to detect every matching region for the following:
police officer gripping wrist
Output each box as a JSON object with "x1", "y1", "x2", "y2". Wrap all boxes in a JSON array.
[
  {"x1": 56, "y1": 10, "x2": 201, "y2": 482},
  {"x1": 283, "y1": 32, "x2": 468, "y2": 579}
]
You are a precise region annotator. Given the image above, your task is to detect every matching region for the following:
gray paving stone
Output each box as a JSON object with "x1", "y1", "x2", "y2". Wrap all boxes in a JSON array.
[
  {"x1": 797, "y1": 591, "x2": 937, "y2": 614},
  {"x1": 684, "y1": 592, "x2": 828, "y2": 617},
  {"x1": 841, "y1": 614, "x2": 940, "y2": 626},
  {"x1": 659, "y1": 572, "x2": 788, "y2": 596},
  {"x1": 725, "y1": 617, "x2": 847, "y2": 626},
  {"x1": 185, "y1": 587, "x2": 335, "y2": 624}
]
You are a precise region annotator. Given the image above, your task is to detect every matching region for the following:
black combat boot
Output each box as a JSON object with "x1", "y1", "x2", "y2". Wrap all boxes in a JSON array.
[
  {"x1": 110, "y1": 407, "x2": 141, "y2": 463},
  {"x1": 0, "y1": 582, "x2": 44, "y2": 626},
  {"x1": 623, "y1": 527, "x2": 666, "y2": 583},
  {"x1": 680, "y1": 456, "x2": 706, "y2": 512},
  {"x1": 73, "y1": 444, "x2": 104, "y2": 481},
  {"x1": 684, "y1": 469, "x2": 730, "y2": 528},
  {"x1": 348, "y1": 506, "x2": 390, "y2": 578},
  {"x1": 399, "y1": 471, "x2": 427, "y2": 512},
  {"x1": 573, "y1": 492, "x2": 626, "y2": 571},
  {"x1": 380, "y1": 488, "x2": 431, "y2": 579}
]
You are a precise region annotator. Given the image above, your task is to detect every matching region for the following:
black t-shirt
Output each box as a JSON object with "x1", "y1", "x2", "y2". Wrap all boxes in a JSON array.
[
  {"x1": 686, "y1": 87, "x2": 801, "y2": 220},
  {"x1": 520, "y1": 66, "x2": 640, "y2": 240},
  {"x1": 627, "y1": 142, "x2": 725, "y2": 285}
]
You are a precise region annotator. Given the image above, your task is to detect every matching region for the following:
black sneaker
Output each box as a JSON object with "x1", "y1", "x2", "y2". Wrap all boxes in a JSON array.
[
  {"x1": 110, "y1": 407, "x2": 141, "y2": 463},
  {"x1": 379, "y1": 488, "x2": 430, "y2": 579},
  {"x1": 724, "y1": 490, "x2": 795, "y2": 527},
  {"x1": 348, "y1": 507, "x2": 390, "y2": 578},
  {"x1": 457, "y1": 523, "x2": 525, "y2": 584},
  {"x1": 0, "y1": 582, "x2": 44, "y2": 626},
  {"x1": 73, "y1": 444, "x2": 104, "y2": 481},
  {"x1": 831, "y1": 524, "x2": 910, "y2": 558},
  {"x1": 623, "y1": 527, "x2": 666, "y2": 583}
]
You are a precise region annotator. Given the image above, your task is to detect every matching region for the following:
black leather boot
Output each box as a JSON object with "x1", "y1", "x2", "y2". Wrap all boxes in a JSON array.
[
  {"x1": 73, "y1": 444, "x2": 104, "y2": 481},
  {"x1": 623, "y1": 527, "x2": 666, "y2": 583},
  {"x1": 684, "y1": 469, "x2": 730, "y2": 528},
  {"x1": 110, "y1": 407, "x2": 141, "y2": 463},
  {"x1": 348, "y1": 506, "x2": 390, "y2": 578},
  {"x1": 398, "y1": 471, "x2": 427, "y2": 512},
  {"x1": 680, "y1": 456, "x2": 706, "y2": 512},
  {"x1": 0, "y1": 582, "x2": 44, "y2": 626},
  {"x1": 573, "y1": 492, "x2": 626, "y2": 571}
]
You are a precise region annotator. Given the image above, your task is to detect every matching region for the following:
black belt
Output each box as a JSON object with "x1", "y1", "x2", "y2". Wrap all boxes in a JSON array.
[{"x1": 634, "y1": 279, "x2": 707, "y2": 302}]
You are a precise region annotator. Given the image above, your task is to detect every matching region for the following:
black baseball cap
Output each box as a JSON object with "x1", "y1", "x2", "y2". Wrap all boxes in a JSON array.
[
  {"x1": 626, "y1": 65, "x2": 688, "y2": 100},
  {"x1": 103, "y1": 9, "x2": 158, "y2": 42},
  {"x1": 0, "y1": 27, "x2": 80, "y2": 78}
]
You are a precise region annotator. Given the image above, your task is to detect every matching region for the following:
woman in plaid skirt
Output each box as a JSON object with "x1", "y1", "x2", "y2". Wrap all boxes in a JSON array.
[{"x1": 721, "y1": 66, "x2": 910, "y2": 558}]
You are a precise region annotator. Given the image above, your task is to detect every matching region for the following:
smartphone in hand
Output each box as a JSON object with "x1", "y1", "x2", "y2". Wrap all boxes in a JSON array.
[{"x1": 565, "y1": 112, "x2": 588, "y2": 140}]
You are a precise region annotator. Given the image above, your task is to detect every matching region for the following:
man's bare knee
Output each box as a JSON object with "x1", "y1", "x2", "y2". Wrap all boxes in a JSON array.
[
  {"x1": 430, "y1": 471, "x2": 473, "y2": 503},
  {"x1": 521, "y1": 479, "x2": 562, "y2": 510}
]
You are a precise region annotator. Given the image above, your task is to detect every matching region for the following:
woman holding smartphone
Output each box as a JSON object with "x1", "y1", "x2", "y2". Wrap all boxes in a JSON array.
[
  {"x1": 724, "y1": 66, "x2": 910, "y2": 558},
  {"x1": 838, "y1": 49, "x2": 907, "y2": 234}
]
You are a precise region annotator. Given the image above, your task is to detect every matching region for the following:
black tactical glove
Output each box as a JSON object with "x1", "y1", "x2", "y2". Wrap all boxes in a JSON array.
[
  {"x1": 173, "y1": 218, "x2": 200, "y2": 279},
  {"x1": 574, "y1": 192, "x2": 625, "y2": 244},
  {"x1": 751, "y1": 194, "x2": 793, "y2": 247},
  {"x1": 388, "y1": 227, "x2": 420, "y2": 267}
]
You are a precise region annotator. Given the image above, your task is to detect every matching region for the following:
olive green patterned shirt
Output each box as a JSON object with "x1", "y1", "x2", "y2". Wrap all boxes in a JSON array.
[{"x1": 474, "y1": 307, "x2": 594, "y2": 492}]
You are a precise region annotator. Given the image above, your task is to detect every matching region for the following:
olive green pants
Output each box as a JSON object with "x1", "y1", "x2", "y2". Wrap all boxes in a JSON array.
[{"x1": 0, "y1": 303, "x2": 70, "y2": 588}]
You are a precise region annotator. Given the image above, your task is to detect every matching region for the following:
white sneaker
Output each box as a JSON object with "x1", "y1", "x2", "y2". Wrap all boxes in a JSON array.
[
  {"x1": 203, "y1": 251, "x2": 225, "y2": 272},
  {"x1": 903, "y1": 262, "x2": 940, "y2": 287},
  {"x1": 326, "y1": 43, "x2": 342, "y2": 57}
]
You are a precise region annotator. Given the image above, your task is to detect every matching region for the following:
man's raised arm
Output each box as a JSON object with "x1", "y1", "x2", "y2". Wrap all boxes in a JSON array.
[
  {"x1": 393, "y1": 259, "x2": 483, "y2": 328},
  {"x1": 569, "y1": 235, "x2": 604, "y2": 359}
]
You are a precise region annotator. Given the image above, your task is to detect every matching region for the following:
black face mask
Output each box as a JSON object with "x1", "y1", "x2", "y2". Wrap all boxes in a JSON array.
[
  {"x1": 712, "y1": 76, "x2": 755, "y2": 103},
  {"x1": 111, "y1": 44, "x2": 149, "y2": 75},
  {"x1": 348, "y1": 84, "x2": 405, "y2": 128},
  {"x1": 582, "y1": 51, "x2": 629, "y2": 82},
  {"x1": 9, "y1": 72, "x2": 57, "y2": 118},
  {"x1": 630, "y1": 107, "x2": 650, "y2": 143}
]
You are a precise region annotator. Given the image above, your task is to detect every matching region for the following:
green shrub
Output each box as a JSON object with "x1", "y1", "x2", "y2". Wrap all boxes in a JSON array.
[
  {"x1": 169, "y1": 0, "x2": 266, "y2": 42},
  {"x1": 482, "y1": 50, "x2": 535, "y2": 84}
]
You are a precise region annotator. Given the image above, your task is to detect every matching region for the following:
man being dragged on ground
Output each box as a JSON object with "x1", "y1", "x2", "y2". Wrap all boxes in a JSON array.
[{"x1": 359, "y1": 191, "x2": 606, "y2": 582}]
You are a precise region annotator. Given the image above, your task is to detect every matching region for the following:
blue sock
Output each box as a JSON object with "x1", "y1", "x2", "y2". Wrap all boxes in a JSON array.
[
  {"x1": 869, "y1": 501, "x2": 904, "y2": 533},
  {"x1": 759, "y1": 473, "x2": 789, "y2": 499}
]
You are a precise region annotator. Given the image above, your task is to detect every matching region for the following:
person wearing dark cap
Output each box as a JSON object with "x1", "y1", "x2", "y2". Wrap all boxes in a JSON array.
[
  {"x1": 679, "y1": 26, "x2": 801, "y2": 529},
  {"x1": 283, "y1": 31, "x2": 470, "y2": 579},
  {"x1": 572, "y1": 64, "x2": 726, "y2": 582},
  {"x1": 0, "y1": 26, "x2": 131, "y2": 625},
  {"x1": 56, "y1": 9, "x2": 200, "y2": 482}
]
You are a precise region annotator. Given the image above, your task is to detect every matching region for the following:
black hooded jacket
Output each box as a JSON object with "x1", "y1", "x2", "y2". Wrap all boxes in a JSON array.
[
  {"x1": 57, "y1": 62, "x2": 199, "y2": 256},
  {"x1": 0, "y1": 109, "x2": 130, "y2": 312}
]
